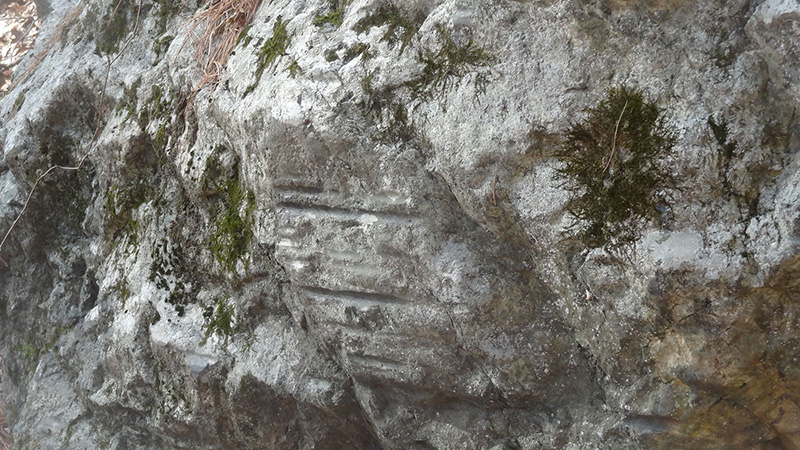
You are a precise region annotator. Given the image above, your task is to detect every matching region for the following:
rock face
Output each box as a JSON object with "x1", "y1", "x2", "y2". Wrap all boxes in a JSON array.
[{"x1": 1, "y1": 0, "x2": 799, "y2": 448}]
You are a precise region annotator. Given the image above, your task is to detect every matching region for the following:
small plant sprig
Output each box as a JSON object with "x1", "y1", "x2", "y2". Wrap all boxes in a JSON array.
[
  {"x1": 352, "y1": 4, "x2": 423, "y2": 54},
  {"x1": 554, "y1": 86, "x2": 676, "y2": 251},
  {"x1": 313, "y1": 0, "x2": 348, "y2": 28},
  {"x1": 408, "y1": 24, "x2": 492, "y2": 101},
  {"x1": 201, "y1": 297, "x2": 235, "y2": 346}
]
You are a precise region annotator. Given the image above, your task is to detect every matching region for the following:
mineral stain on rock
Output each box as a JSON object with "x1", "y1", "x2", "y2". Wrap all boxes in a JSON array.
[{"x1": 1, "y1": 0, "x2": 800, "y2": 448}]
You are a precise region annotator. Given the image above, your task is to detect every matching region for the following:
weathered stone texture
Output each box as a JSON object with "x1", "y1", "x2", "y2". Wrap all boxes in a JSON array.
[{"x1": 1, "y1": 0, "x2": 799, "y2": 448}]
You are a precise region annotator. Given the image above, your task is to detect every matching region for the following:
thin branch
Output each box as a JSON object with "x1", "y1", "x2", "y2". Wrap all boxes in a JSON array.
[
  {"x1": 603, "y1": 99, "x2": 628, "y2": 173},
  {"x1": 0, "y1": 0, "x2": 144, "y2": 264},
  {"x1": 492, "y1": 172, "x2": 497, "y2": 206}
]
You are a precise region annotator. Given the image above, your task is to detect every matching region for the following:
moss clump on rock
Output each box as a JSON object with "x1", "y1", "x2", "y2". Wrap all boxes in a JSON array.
[
  {"x1": 287, "y1": 59, "x2": 301, "y2": 78},
  {"x1": 117, "y1": 79, "x2": 140, "y2": 120},
  {"x1": 357, "y1": 23, "x2": 492, "y2": 142},
  {"x1": 104, "y1": 182, "x2": 152, "y2": 248},
  {"x1": 208, "y1": 166, "x2": 256, "y2": 273},
  {"x1": 152, "y1": 35, "x2": 174, "y2": 58},
  {"x1": 137, "y1": 84, "x2": 172, "y2": 128},
  {"x1": 343, "y1": 42, "x2": 371, "y2": 63},
  {"x1": 154, "y1": 0, "x2": 182, "y2": 35},
  {"x1": 554, "y1": 86, "x2": 676, "y2": 250}
]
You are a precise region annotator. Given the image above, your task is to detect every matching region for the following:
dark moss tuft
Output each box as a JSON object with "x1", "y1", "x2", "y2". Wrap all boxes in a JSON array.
[
  {"x1": 117, "y1": 79, "x2": 140, "y2": 120},
  {"x1": 205, "y1": 153, "x2": 256, "y2": 273},
  {"x1": 236, "y1": 24, "x2": 254, "y2": 47},
  {"x1": 152, "y1": 35, "x2": 174, "y2": 58},
  {"x1": 324, "y1": 48, "x2": 339, "y2": 62},
  {"x1": 12, "y1": 91, "x2": 25, "y2": 113},
  {"x1": 95, "y1": 0, "x2": 132, "y2": 55},
  {"x1": 154, "y1": 0, "x2": 182, "y2": 36},
  {"x1": 104, "y1": 179, "x2": 154, "y2": 250},
  {"x1": 707, "y1": 115, "x2": 737, "y2": 158},
  {"x1": 287, "y1": 59, "x2": 301, "y2": 78},
  {"x1": 137, "y1": 84, "x2": 172, "y2": 129},
  {"x1": 343, "y1": 42, "x2": 371, "y2": 63},
  {"x1": 553, "y1": 86, "x2": 677, "y2": 250},
  {"x1": 360, "y1": 72, "x2": 415, "y2": 142},
  {"x1": 149, "y1": 237, "x2": 194, "y2": 316},
  {"x1": 356, "y1": 24, "x2": 491, "y2": 142}
]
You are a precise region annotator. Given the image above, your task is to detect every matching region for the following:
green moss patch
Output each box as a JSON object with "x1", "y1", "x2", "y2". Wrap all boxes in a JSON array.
[
  {"x1": 117, "y1": 78, "x2": 141, "y2": 120},
  {"x1": 137, "y1": 84, "x2": 172, "y2": 128},
  {"x1": 130, "y1": 84, "x2": 176, "y2": 154},
  {"x1": 553, "y1": 86, "x2": 677, "y2": 250},
  {"x1": 149, "y1": 237, "x2": 194, "y2": 316},
  {"x1": 357, "y1": 23, "x2": 492, "y2": 142},
  {"x1": 12, "y1": 91, "x2": 25, "y2": 113},
  {"x1": 104, "y1": 181, "x2": 154, "y2": 249},
  {"x1": 152, "y1": 35, "x2": 174, "y2": 58},
  {"x1": 324, "y1": 48, "x2": 339, "y2": 61},
  {"x1": 236, "y1": 24, "x2": 254, "y2": 47},
  {"x1": 343, "y1": 42, "x2": 371, "y2": 63},
  {"x1": 246, "y1": 16, "x2": 290, "y2": 95},
  {"x1": 206, "y1": 158, "x2": 256, "y2": 273},
  {"x1": 287, "y1": 59, "x2": 301, "y2": 78},
  {"x1": 154, "y1": 0, "x2": 182, "y2": 35},
  {"x1": 115, "y1": 278, "x2": 132, "y2": 305},
  {"x1": 360, "y1": 72, "x2": 414, "y2": 142}
]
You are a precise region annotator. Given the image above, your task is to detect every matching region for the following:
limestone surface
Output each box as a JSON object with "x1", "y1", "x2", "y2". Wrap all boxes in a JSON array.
[{"x1": 1, "y1": 0, "x2": 799, "y2": 448}]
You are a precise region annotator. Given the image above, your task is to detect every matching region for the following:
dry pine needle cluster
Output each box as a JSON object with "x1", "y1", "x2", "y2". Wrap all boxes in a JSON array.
[{"x1": 188, "y1": 0, "x2": 261, "y2": 93}]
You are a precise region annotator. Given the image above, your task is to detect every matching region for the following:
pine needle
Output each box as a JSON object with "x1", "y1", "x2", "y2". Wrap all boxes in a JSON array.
[{"x1": 187, "y1": 0, "x2": 261, "y2": 95}]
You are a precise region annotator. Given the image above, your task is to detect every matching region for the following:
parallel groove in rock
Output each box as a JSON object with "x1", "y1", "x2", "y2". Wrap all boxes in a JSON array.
[{"x1": 301, "y1": 286, "x2": 411, "y2": 307}]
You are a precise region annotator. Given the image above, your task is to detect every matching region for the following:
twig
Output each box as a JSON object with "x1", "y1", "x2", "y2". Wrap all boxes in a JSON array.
[
  {"x1": 104, "y1": 0, "x2": 125, "y2": 36},
  {"x1": 492, "y1": 172, "x2": 497, "y2": 206},
  {"x1": 603, "y1": 99, "x2": 628, "y2": 173},
  {"x1": 0, "y1": 156, "x2": 86, "y2": 264},
  {"x1": 0, "y1": 0, "x2": 144, "y2": 264},
  {"x1": 490, "y1": 155, "x2": 505, "y2": 206}
]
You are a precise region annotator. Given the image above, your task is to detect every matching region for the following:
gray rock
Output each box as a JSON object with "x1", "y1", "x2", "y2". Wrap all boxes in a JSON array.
[{"x1": 1, "y1": 0, "x2": 799, "y2": 448}]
